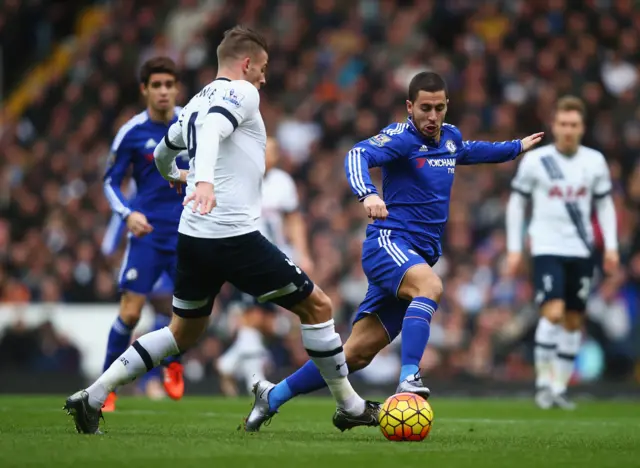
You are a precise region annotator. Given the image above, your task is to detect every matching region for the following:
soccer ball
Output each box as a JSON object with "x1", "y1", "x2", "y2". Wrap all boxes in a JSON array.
[{"x1": 378, "y1": 392, "x2": 433, "y2": 441}]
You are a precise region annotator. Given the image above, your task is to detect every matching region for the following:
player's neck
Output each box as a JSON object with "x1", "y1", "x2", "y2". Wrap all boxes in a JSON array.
[
  {"x1": 147, "y1": 107, "x2": 174, "y2": 125},
  {"x1": 216, "y1": 67, "x2": 243, "y2": 82},
  {"x1": 554, "y1": 144, "x2": 579, "y2": 157}
]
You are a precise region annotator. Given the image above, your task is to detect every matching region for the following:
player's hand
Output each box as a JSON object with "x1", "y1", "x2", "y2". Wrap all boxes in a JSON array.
[
  {"x1": 520, "y1": 132, "x2": 545, "y2": 153},
  {"x1": 504, "y1": 252, "x2": 522, "y2": 278},
  {"x1": 169, "y1": 170, "x2": 189, "y2": 195},
  {"x1": 603, "y1": 249, "x2": 620, "y2": 275},
  {"x1": 126, "y1": 211, "x2": 153, "y2": 237},
  {"x1": 363, "y1": 194, "x2": 388, "y2": 221},
  {"x1": 183, "y1": 181, "x2": 216, "y2": 215}
]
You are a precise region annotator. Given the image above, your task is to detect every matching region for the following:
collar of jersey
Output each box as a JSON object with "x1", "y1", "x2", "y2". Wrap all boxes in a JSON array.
[{"x1": 215, "y1": 77, "x2": 231, "y2": 82}]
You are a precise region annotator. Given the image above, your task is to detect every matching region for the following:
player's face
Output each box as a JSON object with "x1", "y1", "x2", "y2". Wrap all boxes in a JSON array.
[
  {"x1": 265, "y1": 138, "x2": 279, "y2": 171},
  {"x1": 142, "y1": 73, "x2": 178, "y2": 112},
  {"x1": 243, "y1": 50, "x2": 268, "y2": 89},
  {"x1": 552, "y1": 110, "x2": 584, "y2": 152},
  {"x1": 407, "y1": 90, "x2": 448, "y2": 139}
]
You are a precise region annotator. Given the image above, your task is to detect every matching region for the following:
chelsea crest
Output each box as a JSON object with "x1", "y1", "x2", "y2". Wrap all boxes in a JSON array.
[{"x1": 445, "y1": 140, "x2": 457, "y2": 154}]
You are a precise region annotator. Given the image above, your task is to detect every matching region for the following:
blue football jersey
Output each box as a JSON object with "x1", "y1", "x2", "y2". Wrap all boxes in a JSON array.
[
  {"x1": 104, "y1": 109, "x2": 189, "y2": 252},
  {"x1": 345, "y1": 119, "x2": 523, "y2": 257}
]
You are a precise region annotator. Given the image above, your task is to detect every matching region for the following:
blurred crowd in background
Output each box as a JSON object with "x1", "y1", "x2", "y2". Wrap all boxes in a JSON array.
[{"x1": 1, "y1": 0, "x2": 640, "y2": 386}]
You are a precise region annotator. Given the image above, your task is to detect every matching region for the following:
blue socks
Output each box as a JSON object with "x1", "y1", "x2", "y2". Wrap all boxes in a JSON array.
[
  {"x1": 400, "y1": 297, "x2": 437, "y2": 382},
  {"x1": 268, "y1": 360, "x2": 326, "y2": 411},
  {"x1": 103, "y1": 317, "x2": 134, "y2": 372}
]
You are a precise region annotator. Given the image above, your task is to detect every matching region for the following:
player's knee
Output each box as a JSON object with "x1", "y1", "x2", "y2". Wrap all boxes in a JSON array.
[
  {"x1": 540, "y1": 299, "x2": 564, "y2": 323},
  {"x1": 399, "y1": 266, "x2": 443, "y2": 302},
  {"x1": 344, "y1": 346, "x2": 376, "y2": 372},
  {"x1": 563, "y1": 311, "x2": 583, "y2": 331},
  {"x1": 168, "y1": 315, "x2": 208, "y2": 351},
  {"x1": 119, "y1": 292, "x2": 146, "y2": 326},
  {"x1": 292, "y1": 286, "x2": 333, "y2": 325}
]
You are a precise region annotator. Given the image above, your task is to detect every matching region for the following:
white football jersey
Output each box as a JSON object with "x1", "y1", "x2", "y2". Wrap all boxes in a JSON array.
[
  {"x1": 166, "y1": 78, "x2": 267, "y2": 238},
  {"x1": 259, "y1": 168, "x2": 299, "y2": 251},
  {"x1": 510, "y1": 144, "x2": 612, "y2": 257}
]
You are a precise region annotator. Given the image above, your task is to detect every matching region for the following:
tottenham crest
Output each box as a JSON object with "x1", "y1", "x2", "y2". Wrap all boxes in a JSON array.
[{"x1": 445, "y1": 140, "x2": 457, "y2": 154}]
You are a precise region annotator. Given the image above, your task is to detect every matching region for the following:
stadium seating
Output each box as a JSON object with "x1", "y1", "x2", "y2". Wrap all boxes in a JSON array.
[{"x1": 0, "y1": 0, "x2": 637, "y2": 383}]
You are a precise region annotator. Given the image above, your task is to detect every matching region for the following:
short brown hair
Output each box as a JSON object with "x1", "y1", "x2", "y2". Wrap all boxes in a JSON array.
[
  {"x1": 139, "y1": 57, "x2": 178, "y2": 85},
  {"x1": 555, "y1": 95, "x2": 586, "y2": 119},
  {"x1": 216, "y1": 26, "x2": 268, "y2": 64}
]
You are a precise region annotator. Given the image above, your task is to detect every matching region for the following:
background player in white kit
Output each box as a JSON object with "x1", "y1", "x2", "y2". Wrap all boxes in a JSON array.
[
  {"x1": 217, "y1": 136, "x2": 314, "y2": 395},
  {"x1": 64, "y1": 26, "x2": 377, "y2": 434},
  {"x1": 506, "y1": 96, "x2": 619, "y2": 409}
]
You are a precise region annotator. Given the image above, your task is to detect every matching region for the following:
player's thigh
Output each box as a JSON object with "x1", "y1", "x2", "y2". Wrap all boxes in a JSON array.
[
  {"x1": 172, "y1": 234, "x2": 222, "y2": 319},
  {"x1": 532, "y1": 256, "x2": 566, "y2": 313},
  {"x1": 148, "y1": 262, "x2": 177, "y2": 316},
  {"x1": 361, "y1": 230, "x2": 429, "y2": 297},
  {"x1": 564, "y1": 257, "x2": 595, "y2": 314},
  {"x1": 118, "y1": 237, "x2": 165, "y2": 296},
  {"x1": 352, "y1": 283, "x2": 410, "y2": 348},
  {"x1": 226, "y1": 231, "x2": 314, "y2": 310}
]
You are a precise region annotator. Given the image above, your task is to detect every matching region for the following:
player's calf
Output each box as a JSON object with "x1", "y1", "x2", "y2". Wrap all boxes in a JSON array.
[
  {"x1": 101, "y1": 291, "x2": 147, "y2": 412},
  {"x1": 289, "y1": 286, "x2": 367, "y2": 418},
  {"x1": 534, "y1": 299, "x2": 564, "y2": 394},
  {"x1": 396, "y1": 265, "x2": 441, "y2": 393},
  {"x1": 550, "y1": 310, "x2": 582, "y2": 408},
  {"x1": 65, "y1": 313, "x2": 206, "y2": 433}
]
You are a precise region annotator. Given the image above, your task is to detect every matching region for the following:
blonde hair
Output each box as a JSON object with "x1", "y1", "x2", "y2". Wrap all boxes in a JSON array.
[
  {"x1": 216, "y1": 26, "x2": 268, "y2": 65},
  {"x1": 555, "y1": 95, "x2": 586, "y2": 120}
]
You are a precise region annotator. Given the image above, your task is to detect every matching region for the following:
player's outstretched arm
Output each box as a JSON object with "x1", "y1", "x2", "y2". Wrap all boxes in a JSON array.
[{"x1": 457, "y1": 132, "x2": 544, "y2": 165}]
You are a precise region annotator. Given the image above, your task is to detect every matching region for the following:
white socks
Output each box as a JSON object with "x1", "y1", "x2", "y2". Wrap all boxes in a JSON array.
[
  {"x1": 552, "y1": 328, "x2": 581, "y2": 396},
  {"x1": 534, "y1": 317, "x2": 559, "y2": 389},
  {"x1": 86, "y1": 327, "x2": 179, "y2": 409},
  {"x1": 301, "y1": 319, "x2": 365, "y2": 415},
  {"x1": 534, "y1": 316, "x2": 582, "y2": 395}
]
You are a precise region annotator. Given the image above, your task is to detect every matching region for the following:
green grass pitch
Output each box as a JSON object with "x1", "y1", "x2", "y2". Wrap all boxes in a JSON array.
[{"x1": 1, "y1": 396, "x2": 639, "y2": 467}]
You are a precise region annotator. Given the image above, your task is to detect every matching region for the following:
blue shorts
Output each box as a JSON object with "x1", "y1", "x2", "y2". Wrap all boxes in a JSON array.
[
  {"x1": 353, "y1": 229, "x2": 438, "y2": 342},
  {"x1": 150, "y1": 271, "x2": 175, "y2": 297},
  {"x1": 118, "y1": 236, "x2": 177, "y2": 295}
]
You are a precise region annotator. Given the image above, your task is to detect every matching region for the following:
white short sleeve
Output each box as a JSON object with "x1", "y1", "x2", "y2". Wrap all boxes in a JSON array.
[
  {"x1": 511, "y1": 153, "x2": 537, "y2": 195},
  {"x1": 207, "y1": 80, "x2": 260, "y2": 130}
]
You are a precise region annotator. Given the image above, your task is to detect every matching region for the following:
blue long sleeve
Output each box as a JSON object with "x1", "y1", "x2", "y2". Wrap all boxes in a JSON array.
[
  {"x1": 103, "y1": 139, "x2": 133, "y2": 219},
  {"x1": 345, "y1": 131, "x2": 407, "y2": 200},
  {"x1": 457, "y1": 139, "x2": 523, "y2": 165}
]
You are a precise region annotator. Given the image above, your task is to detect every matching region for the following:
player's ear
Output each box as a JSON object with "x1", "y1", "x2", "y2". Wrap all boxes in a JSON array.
[
  {"x1": 140, "y1": 82, "x2": 148, "y2": 97},
  {"x1": 242, "y1": 57, "x2": 251, "y2": 74},
  {"x1": 406, "y1": 99, "x2": 413, "y2": 115}
]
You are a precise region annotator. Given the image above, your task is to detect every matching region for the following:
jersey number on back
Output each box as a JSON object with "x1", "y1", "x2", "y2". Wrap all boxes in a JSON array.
[{"x1": 187, "y1": 112, "x2": 199, "y2": 159}]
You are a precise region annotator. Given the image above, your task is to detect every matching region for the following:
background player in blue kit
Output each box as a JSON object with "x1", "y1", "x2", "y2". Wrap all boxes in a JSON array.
[
  {"x1": 101, "y1": 183, "x2": 180, "y2": 401},
  {"x1": 101, "y1": 57, "x2": 189, "y2": 411},
  {"x1": 246, "y1": 72, "x2": 544, "y2": 431}
]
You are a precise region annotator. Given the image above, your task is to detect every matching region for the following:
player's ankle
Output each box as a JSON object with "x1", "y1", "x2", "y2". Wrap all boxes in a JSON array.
[{"x1": 339, "y1": 393, "x2": 366, "y2": 415}]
